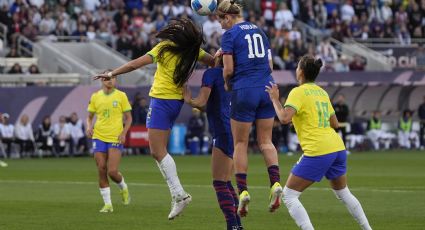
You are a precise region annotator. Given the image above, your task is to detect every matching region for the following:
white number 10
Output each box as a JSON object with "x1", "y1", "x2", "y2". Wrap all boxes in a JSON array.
[{"x1": 244, "y1": 33, "x2": 265, "y2": 59}]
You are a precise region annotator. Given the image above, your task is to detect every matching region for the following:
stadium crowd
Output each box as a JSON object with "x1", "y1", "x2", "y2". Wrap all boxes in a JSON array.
[{"x1": 1, "y1": 0, "x2": 423, "y2": 73}]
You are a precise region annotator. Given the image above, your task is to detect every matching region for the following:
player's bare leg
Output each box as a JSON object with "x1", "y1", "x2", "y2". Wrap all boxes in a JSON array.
[
  {"x1": 108, "y1": 148, "x2": 130, "y2": 205},
  {"x1": 231, "y1": 119, "x2": 251, "y2": 217},
  {"x1": 256, "y1": 118, "x2": 282, "y2": 212},
  {"x1": 149, "y1": 128, "x2": 191, "y2": 220}
]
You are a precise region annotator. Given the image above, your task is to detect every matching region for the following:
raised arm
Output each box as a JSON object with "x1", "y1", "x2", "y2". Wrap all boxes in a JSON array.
[
  {"x1": 94, "y1": 54, "x2": 154, "y2": 80},
  {"x1": 265, "y1": 82, "x2": 296, "y2": 124},
  {"x1": 199, "y1": 53, "x2": 215, "y2": 67}
]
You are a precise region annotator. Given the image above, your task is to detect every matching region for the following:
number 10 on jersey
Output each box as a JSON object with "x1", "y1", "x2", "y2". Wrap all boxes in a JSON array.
[{"x1": 244, "y1": 33, "x2": 265, "y2": 59}]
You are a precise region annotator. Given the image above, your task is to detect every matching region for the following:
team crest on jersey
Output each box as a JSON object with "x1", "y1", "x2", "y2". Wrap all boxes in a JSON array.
[{"x1": 112, "y1": 101, "x2": 118, "y2": 108}]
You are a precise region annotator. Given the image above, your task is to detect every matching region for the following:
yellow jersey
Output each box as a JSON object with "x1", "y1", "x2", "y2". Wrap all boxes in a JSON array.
[
  {"x1": 147, "y1": 41, "x2": 207, "y2": 100},
  {"x1": 87, "y1": 89, "x2": 132, "y2": 143},
  {"x1": 285, "y1": 83, "x2": 345, "y2": 156}
]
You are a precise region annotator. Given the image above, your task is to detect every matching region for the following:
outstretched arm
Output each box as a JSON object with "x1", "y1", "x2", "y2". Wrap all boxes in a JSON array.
[{"x1": 94, "y1": 55, "x2": 153, "y2": 80}]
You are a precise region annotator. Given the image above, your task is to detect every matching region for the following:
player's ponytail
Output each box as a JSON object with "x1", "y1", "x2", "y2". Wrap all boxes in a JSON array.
[
  {"x1": 156, "y1": 18, "x2": 204, "y2": 87},
  {"x1": 298, "y1": 55, "x2": 323, "y2": 82},
  {"x1": 217, "y1": 0, "x2": 243, "y2": 18}
]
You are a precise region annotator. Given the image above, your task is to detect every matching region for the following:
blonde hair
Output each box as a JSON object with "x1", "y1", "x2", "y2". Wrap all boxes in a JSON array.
[{"x1": 217, "y1": 0, "x2": 243, "y2": 18}]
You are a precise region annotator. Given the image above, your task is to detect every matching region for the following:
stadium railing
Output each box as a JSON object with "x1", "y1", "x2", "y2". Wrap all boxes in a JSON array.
[
  {"x1": 0, "y1": 73, "x2": 86, "y2": 86},
  {"x1": 0, "y1": 57, "x2": 38, "y2": 70},
  {"x1": 295, "y1": 20, "x2": 392, "y2": 72}
]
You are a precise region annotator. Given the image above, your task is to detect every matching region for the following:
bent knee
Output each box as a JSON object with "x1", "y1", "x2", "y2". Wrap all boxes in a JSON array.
[{"x1": 108, "y1": 169, "x2": 119, "y2": 177}]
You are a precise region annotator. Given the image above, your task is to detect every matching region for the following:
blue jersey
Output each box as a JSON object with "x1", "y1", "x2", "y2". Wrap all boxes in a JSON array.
[
  {"x1": 201, "y1": 68, "x2": 231, "y2": 137},
  {"x1": 221, "y1": 21, "x2": 273, "y2": 90}
]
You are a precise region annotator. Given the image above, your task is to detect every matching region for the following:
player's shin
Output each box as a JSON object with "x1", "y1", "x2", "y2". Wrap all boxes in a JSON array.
[
  {"x1": 333, "y1": 187, "x2": 372, "y2": 230},
  {"x1": 283, "y1": 186, "x2": 314, "y2": 230}
]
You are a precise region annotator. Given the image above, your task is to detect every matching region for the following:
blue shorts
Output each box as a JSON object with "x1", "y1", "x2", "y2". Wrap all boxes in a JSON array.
[
  {"x1": 92, "y1": 139, "x2": 123, "y2": 154},
  {"x1": 231, "y1": 87, "x2": 276, "y2": 122},
  {"x1": 291, "y1": 150, "x2": 347, "y2": 182},
  {"x1": 213, "y1": 133, "x2": 234, "y2": 158},
  {"x1": 147, "y1": 97, "x2": 184, "y2": 130}
]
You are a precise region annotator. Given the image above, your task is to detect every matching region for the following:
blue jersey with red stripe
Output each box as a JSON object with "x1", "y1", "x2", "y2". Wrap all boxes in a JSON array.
[
  {"x1": 201, "y1": 68, "x2": 231, "y2": 136},
  {"x1": 221, "y1": 21, "x2": 273, "y2": 90}
]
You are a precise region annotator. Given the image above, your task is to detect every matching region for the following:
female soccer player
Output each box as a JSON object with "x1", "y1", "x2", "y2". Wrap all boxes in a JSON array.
[
  {"x1": 86, "y1": 75, "x2": 132, "y2": 213},
  {"x1": 183, "y1": 62, "x2": 243, "y2": 230},
  {"x1": 216, "y1": 0, "x2": 282, "y2": 217},
  {"x1": 266, "y1": 55, "x2": 372, "y2": 230},
  {"x1": 94, "y1": 18, "x2": 215, "y2": 219}
]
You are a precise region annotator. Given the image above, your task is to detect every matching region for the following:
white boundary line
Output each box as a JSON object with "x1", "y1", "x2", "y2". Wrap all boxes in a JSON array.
[{"x1": 0, "y1": 180, "x2": 422, "y2": 193}]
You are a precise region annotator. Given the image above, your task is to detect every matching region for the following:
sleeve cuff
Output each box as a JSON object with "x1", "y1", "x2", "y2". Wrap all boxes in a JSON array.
[
  {"x1": 123, "y1": 109, "x2": 132, "y2": 112},
  {"x1": 147, "y1": 53, "x2": 156, "y2": 63},
  {"x1": 284, "y1": 104, "x2": 298, "y2": 112}
]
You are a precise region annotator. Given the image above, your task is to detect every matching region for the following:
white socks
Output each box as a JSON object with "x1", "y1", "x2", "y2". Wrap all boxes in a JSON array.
[
  {"x1": 156, "y1": 154, "x2": 185, "y2": 198},
  {"x1": 283, "y1": 186, "x2": 314, "y2": 230},
  {"x1": 333, "y1": 187, "x2": 372, "y2": 230},
  {"x1": 117, "y1": 176, "x2": 128, "y2": 190},
  {"x1": 99, "y1": 187, "x2": 112, "y2": 205}
]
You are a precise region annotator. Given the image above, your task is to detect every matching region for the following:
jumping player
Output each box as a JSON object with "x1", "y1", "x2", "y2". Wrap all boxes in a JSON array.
[
  {"x1": 86, "y1": 76, "x2": 132, "y2": 213},
  {"x1": 94, "y1": 18, "x2": 215, "y2": 219},
  {"x1": 183, "y1": 63, "x2": 243, "y2": 230},
  {"x1": 266, "y1": 55, "x2": 372, "y2": 230},
  {"x1": 216, "y1": 0, "x2": 282, "y2": 217}
]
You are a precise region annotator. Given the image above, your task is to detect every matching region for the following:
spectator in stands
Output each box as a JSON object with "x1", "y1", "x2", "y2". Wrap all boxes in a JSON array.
[
  {"x1": 0, "y1": 113, "x2": 15, "y2": 158},
  {"x1": 202, "y1": 15, "x2": 222, "y2": 42},
  {"x1": 6, "y1": 47, "x2": 19, "y2": 57},
  {"x1": 35, "y1": 115, "x2": 54, "y2": 155},
  {"x1": 21, "y1": 22, "x2": 38, "y2": 41},
  {"x1": 368, "y1": 0, "x2": 382, "y2": 22},
  {"x1": 380, "y1": 2, "x2": 393, "y2": 21},
  {"x1": 349, "y1": 15, "x2": 362, "y2": 38},
  {"x1": 132, "y1": 97, "x2": 149, "y2": 125},
  {"x1": 116, "y1": 31, "x2": 132, "y2": 57},
  {"x1": 334, "y1": 55, "x2": 350, "y2": 72},
  {"x1": 334, "y1": 95, "x2": 350, "y2": 146},
  {"x1": 316, "y1": 37, "x2": 338, "y2": 65},
  {"x1": 27, "y1": 64, "x2": 41, "y2": 74},
  {"x1": 68, "y1": 112, "x2": 87, "y2": 155},
  {"x1": 53, "y1": 115, "x2": 71, "y2": 155},
  {"x1": 353, "y1": 0, "x2": 368, "y2": 18},
  {"x1": 398, "y1": 110, "x2": 420, "y2": 149},
  {"x1": 313, "y1": 0, "x2": 327, "y2": 29},
  {"x1": 408, "y1": 3, "x2": 422, "y2": 34},
  {"x1": 71, "y1": 23, "x2": 87, "y2": 41},
  {"x1": 8, "y1": 63, "x2": 23, "y2": 74},
  {"x1": 261, "y1": 0, "x2": 277, "y2": 26},
  {"x1": 185, "y1": 108, "x2": 206, "y2": 154},
  {"x1": 131, "y1": 36, "x2": 151, "y2": 59},
  {"x1": 340, "y1": 0, "x2": 355, "y2": 23},
  {"x1": 349, "y1": 55, "x2": 366, "y2": 71},
  {"x1": 397, "y1": 25, "x2": 411, "y2": 45},
  {"x1": 274, "y1": 2, "x2": 293, "y2": 30},
  {"x1": 366, "y1": 111, "x2": 393, "y2": 150},
  {"x1": 14, "y1": 114, "x2": 35, "y2": 158}
]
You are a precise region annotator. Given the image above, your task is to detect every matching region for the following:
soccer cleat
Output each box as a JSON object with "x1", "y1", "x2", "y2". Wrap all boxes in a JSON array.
[
  {"x1": 237, "y1": 190, "x2": 250, "y2": 217},
  {"x1": 99, "y1": 204, "x2": 113, "y2": 213},
  {"x1": 269, "y1": 182, "x2": 283, "y2": 212},
  {"x1": 120, "y1": 188, "x2": 131, "y2": 205},
  {"x1": 168, "y1": 193, "x2": 192, "y2": 220}
]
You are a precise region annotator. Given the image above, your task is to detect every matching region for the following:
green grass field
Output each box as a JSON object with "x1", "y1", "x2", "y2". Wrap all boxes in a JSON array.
[{"x1": 1, "y1": 151, "x2": 424, "y2": 230}]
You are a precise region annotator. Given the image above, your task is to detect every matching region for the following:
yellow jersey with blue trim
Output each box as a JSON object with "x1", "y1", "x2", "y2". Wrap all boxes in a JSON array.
[
  {"x1": 87, "y1": 89, "x2": 132, "y2": 143},
  {"x1": 284, "y1": 83, "x2": 345, "y2": 156},
  {"x1": 147, "y1": 41, "x2": 207, "y2": 100}
]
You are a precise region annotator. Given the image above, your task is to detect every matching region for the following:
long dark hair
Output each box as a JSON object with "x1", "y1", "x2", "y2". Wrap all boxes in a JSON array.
[{"x1": 156, "y1": 18, "x2": 204, "y2": 87}]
